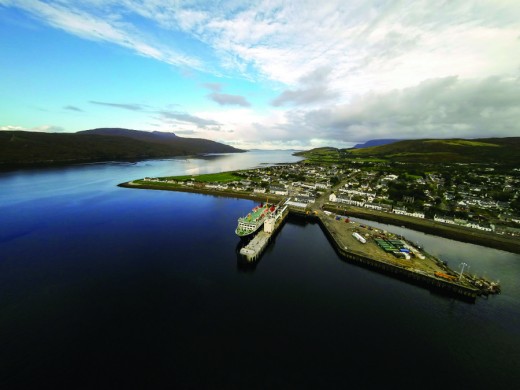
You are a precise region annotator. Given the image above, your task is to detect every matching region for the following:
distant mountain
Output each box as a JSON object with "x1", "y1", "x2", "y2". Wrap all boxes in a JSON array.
[
  {"x1": 349, "y1": 137, "x2": 520, "y2": 163},
  {"x1": 79, "y1": 128, "x2": 179, "y2": 142},
  {"x1": 80, "y1": 128, "x2": 242, "y2": 155},
  {"x1": 0, "y1": 128, "x2": 244, "y2": 167},
  {"x1": 353, "y1": 139, "x2": 400, "y2": 148}
]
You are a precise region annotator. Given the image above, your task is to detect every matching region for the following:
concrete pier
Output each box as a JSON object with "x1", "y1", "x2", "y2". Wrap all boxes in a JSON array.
[
  {"x1": 239, "y1": 205, "x2": 288, "y2": 261},
  {"x1": 315, "y1": 212, "x2": 481, "y2": 301},
  {"x1": 237, "y1": 197, "x2": 497, "y2": 301}
]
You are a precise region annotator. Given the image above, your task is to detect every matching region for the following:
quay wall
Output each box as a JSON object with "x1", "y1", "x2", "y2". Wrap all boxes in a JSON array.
[
  {"x1": 313, "y1": 214, "x2": 479, "y2": 302},
  {"x1": 324, "y1": 204, "x2": 520, "y2": 255},
  {"x1": 118, "y1": 181, "x2": 283, "y2": 203},
  {"x1": 239, "y1": 207, "x2": 289, "y2": 262}
]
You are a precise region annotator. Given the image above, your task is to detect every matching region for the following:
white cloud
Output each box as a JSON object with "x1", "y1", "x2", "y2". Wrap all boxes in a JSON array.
[
  {"x1": 0, "y1": 124, "x2": 67, "y2": 132},
  {"x1": 8, "y1": 1, "x2": 519, "y2": 91},
  {"x1": 272, "y1": 67, "x2": 338, "y2": 106},
  {"x1": 2, "y1": 0, "x2": 202, "y2": 69},
  {"x1": 3, "y1": 0, "x2": 520, "y2": 147},
  {"x1": 157, "y1": 110, "x2": 221, "y2": 129},
  {"x1": 89, "y1": 101, "x2": 145, "y2": 111},
  {"x1": 0, "y1": 125, "x2": 25, "y2": 130},
  {"x1": 299, "y1": 75, "x2": 520, "y2": 142}
]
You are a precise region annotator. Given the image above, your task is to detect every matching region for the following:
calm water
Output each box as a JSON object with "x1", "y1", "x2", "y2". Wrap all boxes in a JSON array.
[{"x1": 1, "y1": 151, "x2": 519, "y2": 389}]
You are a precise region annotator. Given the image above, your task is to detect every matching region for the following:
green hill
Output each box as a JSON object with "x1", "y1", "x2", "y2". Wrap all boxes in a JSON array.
[
  {"x1": 0, "y1": 128, "x2": 244, "y2": 167},
  {"x1": 297, "y1": 137, "x2": 520, "y2": 164}
]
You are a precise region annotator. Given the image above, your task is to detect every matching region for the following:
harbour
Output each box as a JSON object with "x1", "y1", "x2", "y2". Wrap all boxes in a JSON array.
[
  {"x1": 2, "y1": 153, "x2": 520, "y2": 389},
  {"x1": 237, "y1": 199, "x2": 500, "y2": 302},
  {"x1": 239, "y1": 202, "x2": 289, "y2": 261}
]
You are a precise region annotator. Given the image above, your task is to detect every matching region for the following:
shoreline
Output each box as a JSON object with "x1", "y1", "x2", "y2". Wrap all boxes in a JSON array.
[
  {"x1": 117, "y1": 181, "x2": 283, "y2": 203},
  {"x1": 323, "y1": 204, "x2": 520, "y2": 255},
  {"x1": 118, "y1": 181, "x2": 520, "y2": 255}
]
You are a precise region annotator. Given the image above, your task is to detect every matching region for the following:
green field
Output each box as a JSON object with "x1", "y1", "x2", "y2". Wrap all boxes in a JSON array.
[
  {"x1": 161, "y1": 171, "x2": 244, "y2": 183},
  {"x1": 424, "y1": 140, "x2": 499, "y2": 147},
  {"x1": 295, "y1": 147, "x2": 388, "y2": 164}
]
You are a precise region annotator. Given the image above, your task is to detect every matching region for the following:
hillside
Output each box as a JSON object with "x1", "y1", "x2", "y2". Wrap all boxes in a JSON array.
[
  {"x1": 353, "y1": 139, "x2": 400, "y2": 148},
  {"x1": 0, "y1": 129, "x2": 243, "y2": 167},
  {"x1": 80, "y1": 128, "x2": 242, "y2": 155},
  {"x1": 349, "y1": 138, "x2": 520, "y2": 163},
  {"x1": 296, "y1": 137, "x2": 520, "y2": 164}
]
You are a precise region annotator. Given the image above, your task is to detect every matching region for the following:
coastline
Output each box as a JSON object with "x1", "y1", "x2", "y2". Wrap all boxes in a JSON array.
[
  {"x1": 117, "y1": 181, "x2": 283, "y2": 203},
  {"x1": 324, "y1": 204, "x2": 520, "y2": 255},
  {"x1": 119, "y1": 180, "x2": 520, "y2": 255}
]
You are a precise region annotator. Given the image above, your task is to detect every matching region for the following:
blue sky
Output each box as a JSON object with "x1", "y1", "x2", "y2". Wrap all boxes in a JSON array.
[{"x1": 1, "y1": 1, "x2": 519, "y2": 149}]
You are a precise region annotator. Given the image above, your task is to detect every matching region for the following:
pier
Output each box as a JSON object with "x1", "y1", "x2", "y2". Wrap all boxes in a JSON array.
[
  {"x1": 315, "y1": 212, "x2": 484, "y2": 301},
  {"x1": 239, "y1": 204, "x2": 289, "y2": 261},
  {"x1": 238, "y1": 198, "x2": 500, "y2": 301}
]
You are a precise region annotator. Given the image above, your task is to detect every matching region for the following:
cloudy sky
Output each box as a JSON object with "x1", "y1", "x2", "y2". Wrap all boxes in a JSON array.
[{"x1": 1, "y1": 1, "x2": 519, "y2": 149}]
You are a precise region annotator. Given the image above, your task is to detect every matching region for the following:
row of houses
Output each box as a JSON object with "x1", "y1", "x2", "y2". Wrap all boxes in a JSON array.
[
  {"x1": 329, "y1": 193, "x2": 404, "y2": 214},
  {"x1": 433, "y1": 215, "x2": 492, "y2": 231}
]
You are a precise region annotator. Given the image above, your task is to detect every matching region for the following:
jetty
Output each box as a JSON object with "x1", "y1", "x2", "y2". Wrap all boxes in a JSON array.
[
  {"x1": 315, "y1": 211, "x2": 498, "y2": 301},
  {"x1": 240, "y1": 204, "x2": 289, "y2": 261},
  {"x1": 237, "y1": 198, "x2": 500, "y2": 302}
]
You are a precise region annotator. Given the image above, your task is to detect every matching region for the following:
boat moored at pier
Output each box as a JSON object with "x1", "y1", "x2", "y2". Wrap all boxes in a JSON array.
[{"x1": 235, "y1": 202, "x2": 278, "y2": 239}]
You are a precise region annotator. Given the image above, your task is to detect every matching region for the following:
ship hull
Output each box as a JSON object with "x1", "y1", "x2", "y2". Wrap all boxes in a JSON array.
[
  {"x1": 235, "y1": 223, "x2": 263, "y2": 240},
  {"x1": 235, "y1": 203, "x2": 277, "y2": 239}
]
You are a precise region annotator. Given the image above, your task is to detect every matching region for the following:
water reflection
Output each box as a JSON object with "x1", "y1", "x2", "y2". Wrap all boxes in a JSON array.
[
  {"x1": 351, "y1": 217, "x2": 520, "y2": 296},
  {"x1": 236, "y1": 248, "x2": 259, "y2": 273}
]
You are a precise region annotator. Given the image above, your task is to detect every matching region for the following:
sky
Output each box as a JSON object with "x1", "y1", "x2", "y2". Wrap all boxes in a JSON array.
[{"x1": 1, "y1": 1, "x2": 519, "y2": 150}]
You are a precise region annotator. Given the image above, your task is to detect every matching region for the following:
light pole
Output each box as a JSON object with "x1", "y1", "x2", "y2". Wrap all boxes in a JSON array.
[{"x1": 459, "y1": 262, "x2": 469, "y2": 281}]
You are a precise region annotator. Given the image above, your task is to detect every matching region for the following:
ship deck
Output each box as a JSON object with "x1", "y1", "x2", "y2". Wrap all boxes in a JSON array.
[{"x1": 239, "y1": 204, "x2": 269, "y2": 222}]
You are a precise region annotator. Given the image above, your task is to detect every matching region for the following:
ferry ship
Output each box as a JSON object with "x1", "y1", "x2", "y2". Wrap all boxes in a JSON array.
[{"x1": 235, "y1": 202, "x2": 277, "y2": 239}]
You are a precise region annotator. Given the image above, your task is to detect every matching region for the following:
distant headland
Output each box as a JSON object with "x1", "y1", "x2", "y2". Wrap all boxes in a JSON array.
[{"x1": 0, "y1": 128, "x2": 244, "y2": 168}]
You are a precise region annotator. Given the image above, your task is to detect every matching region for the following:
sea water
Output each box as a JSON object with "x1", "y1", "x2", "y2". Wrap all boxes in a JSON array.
[{"x1": 1, "y1": 151, "x2": 519, "y2": 388}]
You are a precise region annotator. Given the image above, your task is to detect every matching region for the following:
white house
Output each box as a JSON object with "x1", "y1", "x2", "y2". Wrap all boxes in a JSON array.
[{"x1": 270, "y1": 185, "x2": 288, "y2": 196}]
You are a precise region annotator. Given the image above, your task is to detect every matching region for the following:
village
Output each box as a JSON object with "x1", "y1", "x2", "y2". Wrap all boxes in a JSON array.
[{"x1": 140, "y1": 159, "x2": 520, "y2": 239}]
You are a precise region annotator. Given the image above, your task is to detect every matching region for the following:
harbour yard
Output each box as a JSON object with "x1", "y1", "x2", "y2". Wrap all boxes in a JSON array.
[
  {"x1": 231, "y1": 199, "x2": 500, "y2": 301},
  {"x1": 314, "y1": 211, "x2": 497, "y2": 300}
]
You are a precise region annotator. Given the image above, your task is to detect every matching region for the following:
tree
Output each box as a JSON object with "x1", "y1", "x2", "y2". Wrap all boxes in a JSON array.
[{"x1": 510, "y1": 198, "x2": 520, "y2": 213}]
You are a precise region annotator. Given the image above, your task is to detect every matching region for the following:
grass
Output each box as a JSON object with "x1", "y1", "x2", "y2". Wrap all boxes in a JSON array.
[
  {"x1": 162, "y1": 171, "x2": 244, "y2": 183},
  {"x1": 424, "y1": 140, "x2": 499, "y2": 147},
  {"x1": 404, "y1": 173, "x2": 423, "y2": 180},
  {"x1": 297, "y1": 147, "x2": 390, "y2": 164}
]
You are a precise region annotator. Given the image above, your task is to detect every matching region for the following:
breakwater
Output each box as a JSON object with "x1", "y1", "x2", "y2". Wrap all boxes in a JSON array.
[
  {"x1": 243, "y1": 206, "x2": 497, "y2": 302},
  {"x1": 315, "y1": 214, "x2": 481, "y2": 301},
  {"x1": 324, "y1": 204, "x2": 520, "y2": 255}
]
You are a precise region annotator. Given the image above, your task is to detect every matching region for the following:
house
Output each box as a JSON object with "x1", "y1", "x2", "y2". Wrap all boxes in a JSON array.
[
  {"x1": 394, "y1": 207, "x2": 425, "y2": 218},
  {"x1": 364, "y1": 202, "x2": 385, "y2": 211},
  {"x1": 294, "y1": 195, "x2": 316, "y2": 204},
  {"x1": 434, "y1": 215, "x2": 456, "y2": 224},
  {"x1": 365, "y1": 203, "x2": 392, "y2": 212},
  {"x1": 270, "y1": 185, "x2": 288, "y2": 196},
  {"x1": 315, "y1": 182, "x2": 330, "y2": 190},
  {"x1": 336, "y1": 196, "x2": 364, "y2": 207}
]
